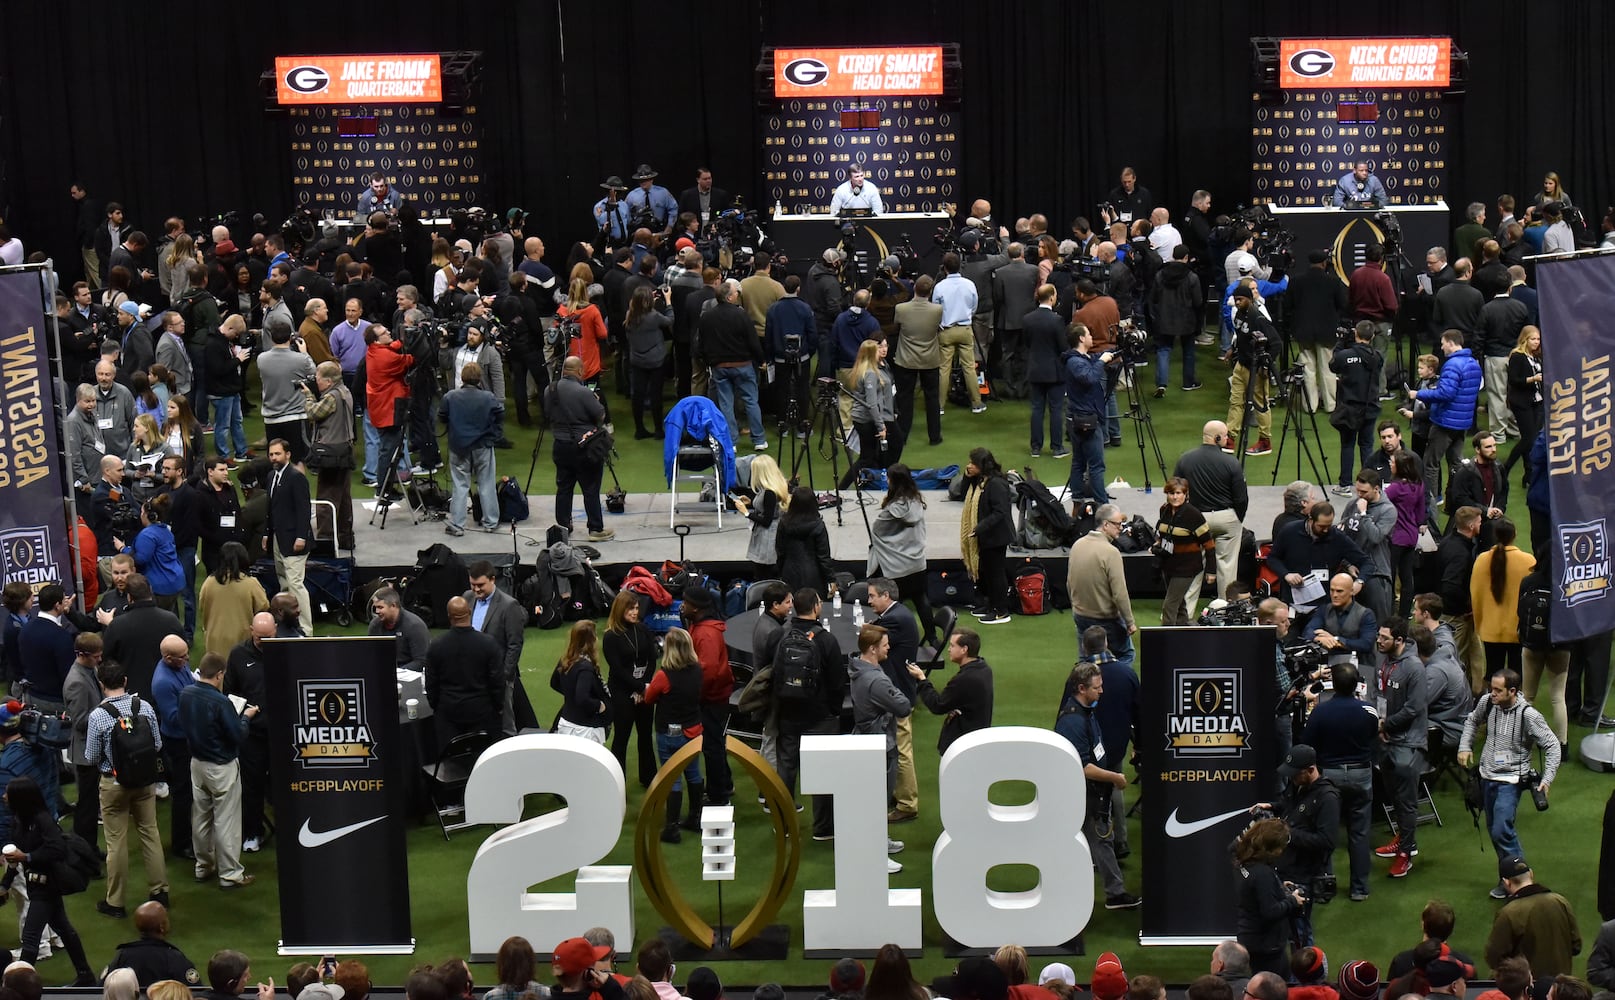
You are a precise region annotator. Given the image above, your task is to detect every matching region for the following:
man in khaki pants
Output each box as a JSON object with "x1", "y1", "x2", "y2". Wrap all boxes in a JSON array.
[
  {"x1": 932, "y1": 252, "x2": 983, "y2": 414},
  {"x1": 84, "y1": 661, "x2": 170, "y2": 918},
  {"x1": 180, "y1": 652, "x2": 258, "y2": 889}
]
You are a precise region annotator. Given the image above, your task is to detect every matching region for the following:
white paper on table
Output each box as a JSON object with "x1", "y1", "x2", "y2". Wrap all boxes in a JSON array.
[{"x1": 396, "y1": 669, "x2": 424, "y2": 684}]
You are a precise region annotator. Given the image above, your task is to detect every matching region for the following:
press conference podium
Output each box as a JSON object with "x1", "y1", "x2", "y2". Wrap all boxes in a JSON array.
[{"x1": 1269, "y1": 201, "x2": 1449, "y2": 274}]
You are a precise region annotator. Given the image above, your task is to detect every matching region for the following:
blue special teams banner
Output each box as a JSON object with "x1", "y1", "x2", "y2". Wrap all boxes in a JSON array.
[
  {"x1": 1536, "y1": 255, "x2": 1615, "y2": 643},
  {"x1": 0, "y1": 271, "x2": 73, "y2": 594}
]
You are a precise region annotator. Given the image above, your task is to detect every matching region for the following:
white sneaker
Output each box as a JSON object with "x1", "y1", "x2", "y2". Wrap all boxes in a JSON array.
[
  {"x1": 754, "y1": 441, "x2": 768, "y2": 452},
  {"x1": 887, "y1": 838, "x2": 904, "y2": 854},
  {"x1": 242, "y1": 837, "x2": 261, "y2": 853},
  {"x1": 887, "y1": 857, "x2": 903, "y2": 874},
  {"x1": 155, "y1": 782, "x2": 170, "y2": 799}
]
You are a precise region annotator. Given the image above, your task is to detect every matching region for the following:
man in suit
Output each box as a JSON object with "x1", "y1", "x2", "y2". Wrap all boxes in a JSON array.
[
  {"x1": 992, "y1": 243, "x2": 1041, "y2": 399},
  {"x1": 17, "y1": 584, "x2": 75, "y2": 712},
  {"x1": 677, "y1": 168, "x2": 733, "y2": 229},
  {"x1": 262, "y1": 438, "x2": 312, "y2": 637},
  {"x1": 464, "y1": 560, "x2": 527, "y2": 734}
]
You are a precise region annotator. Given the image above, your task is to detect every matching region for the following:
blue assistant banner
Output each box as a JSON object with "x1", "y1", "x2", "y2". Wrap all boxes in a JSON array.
[
  {"x1": 0, "y1": 270, "x2": 73, "y2": 594},
  {"x1": 1537, "y1": 255, "x2": 1615, "y2": 642}
]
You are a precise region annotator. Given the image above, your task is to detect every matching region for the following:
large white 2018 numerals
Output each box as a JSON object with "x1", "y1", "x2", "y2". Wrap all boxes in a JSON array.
[
  {"x1": 800, "y1": 735, "x2": 922, "y2": 951},
  {"x1": 465, "y1": 735, "x2": 634, "y2": 957},
  {"x1": 931, "y1": 727, "x2": 1092, "y2": 948}
]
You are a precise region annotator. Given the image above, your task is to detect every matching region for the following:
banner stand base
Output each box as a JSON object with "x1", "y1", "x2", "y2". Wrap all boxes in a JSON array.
[
  {"x1": 1138, "y1": 935, "x2": 1226, "y2": 948},
  {"x1": 1580, "y1": 733, "x2": 1615, "y2": 772},
  {"x1": 942, "y1": 934, "x2": 1082, "y2": 959},
  {"x1": 658, "y1": 924, "x2": 790, "y2": 962},
  {"x1": 280, "y1": 940, "x2": 416, "y2": 957}
]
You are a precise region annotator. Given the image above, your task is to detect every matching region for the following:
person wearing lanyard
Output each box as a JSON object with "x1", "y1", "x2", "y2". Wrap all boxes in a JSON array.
[
  {"x1": 1054, "y1": 660, "x2": 1141, "y2": 910},
  {"x1": 1302, "y1": 662, "x2": 1379, "y2": 902},
  {"x1": 932, "y1": 252, "x2": 981, "y2": 413}
]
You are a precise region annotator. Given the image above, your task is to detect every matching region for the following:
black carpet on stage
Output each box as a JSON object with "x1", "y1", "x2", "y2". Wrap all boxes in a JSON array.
[{"x1": 3, "y1": 2, "x2": 1612, "y2": 281}]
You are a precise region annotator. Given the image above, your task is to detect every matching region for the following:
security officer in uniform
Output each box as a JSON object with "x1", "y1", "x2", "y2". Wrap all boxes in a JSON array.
[{"x1": 101, "y1": 901, "x2": 202, "y2": 989}]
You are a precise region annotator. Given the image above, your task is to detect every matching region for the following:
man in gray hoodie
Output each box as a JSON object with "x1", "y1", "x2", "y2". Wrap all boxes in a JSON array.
[
  {"x1": 850, "y1": 623, "x2": 911, "y2": 873},
  {"x1": 1343, "y1": 469, "x2": 1397, "y2": 624}
]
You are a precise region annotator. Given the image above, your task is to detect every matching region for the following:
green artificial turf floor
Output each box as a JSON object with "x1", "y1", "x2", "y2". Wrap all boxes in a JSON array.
[{"x1": 34, "y1": 342, "x2": 1607, "y2": 990}]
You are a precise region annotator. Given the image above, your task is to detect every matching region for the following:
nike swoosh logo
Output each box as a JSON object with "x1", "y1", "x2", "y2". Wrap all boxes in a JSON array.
[
  {"x1": 298, "y1": 816, "x2": 387, "y2": 849},
  {"x1": 1164, "y1": 806, "x2": 1254, "y2": 839}
]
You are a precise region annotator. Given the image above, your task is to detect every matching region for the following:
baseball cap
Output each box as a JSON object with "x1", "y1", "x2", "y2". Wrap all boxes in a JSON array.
[
  {"x1": 297, "y1": 984, "x2": 345, "y2": 1000},
  {"x1": 1282, "y1": 744, "x2": 1318, "y2": 772},
  {"x1": 829, "y1": 959, "x2": 866, "y2": 994},
  {"x1": 0, "y1": 700, "x2": 24, "y2": 732},
  {"x1": 214, "y1": 239, "x2": 238, "y2": 255},
  {"x1": 947, "y1": 958, "x2": 1008, "y2": 1000},
  {"x1": 1425, "y1": 958, "x2": 1472, "y2": 989},
  {"x1": 1499, "y1": 855, "x2": 1531, "y2": 880},
  {"x1": 822, "y1": 247, "x2": 845, "y2": 264},
  {"x1": 550, "y1": 937, "x2": 611, "y2": 977},
  {"x1": 881, "y1": 255, "x2": 901, "y2": 272},
  {"x1": 1308, "y1": 248, "x2": 1332, "y2": 264},
  {"x1": 453, "y1": 238, "x2": 474, "y2": 254},
  {"x1": 958, "y1": 228, "x2": 982, "y2": 250},
  {"x1": 1090, "y1": 952, "x2": 1128, "y2": 1000},
  {"x1": 686, "y1": 967, "x2": 722, "y2": 1000},
  {"x1": 118, "y1": 301, "x2": 142, "y2": 319},
  {"x1": 1236, "y1": 252, "x2": 1258, "y2": 274},
  {"x1": 675, "y1": 237, "x2": 697, "y2": 251},
  {"x1": 1337, "y1": 960, "x2": 1380, "y2": 1000},
  {"x1": 1038, "y1": 964, "x2": 1077, "y2": 988}
]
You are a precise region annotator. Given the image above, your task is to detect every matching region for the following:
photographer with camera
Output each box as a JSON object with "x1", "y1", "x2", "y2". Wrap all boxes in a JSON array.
[
  {"x1": 256, "y1": 317, "x2": 316, "y2": 466},
  {"x1": 1225, "y1": 282, "x2": 1278, "y2": 457},
  {"x1": 1460, "y1": 666, "x2": 1561, "y2": 899},
  {"x1": 626, "y1": 165, "x2": 678, "y2": 236},
  {"x1": 1063, "y1": 323, "x2": 1113, "y2": 505},
  {"x1": 1251, "y1": 744, "x2": 1338, "y2": 947},
  {"x1": 1331, "y1": 321, "x2": 1385, "y2": 491}
]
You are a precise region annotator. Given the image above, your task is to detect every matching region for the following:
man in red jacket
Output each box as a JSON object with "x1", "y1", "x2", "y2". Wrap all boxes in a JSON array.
[
  {"x1": 75, "y1": 513, "x2": 100, "y2": 608},
  {"x1": 1347, "y1": 243, "x2": 1400, "y2": 399},
  {"x1": 681, "y1": 586, "x2": 734, "y2": 807},
  {"x1": 364, "y1": 325, "x2": 412, "y2": 495}
]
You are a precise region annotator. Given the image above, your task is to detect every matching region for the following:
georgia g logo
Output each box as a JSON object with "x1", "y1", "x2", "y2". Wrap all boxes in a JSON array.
[
  {"x1": 284, "y1": 65, "x2": 331, "y2": 95},
  {"x1": 1287, "y1": 49, "x2": 1336, "y2": 78},
  {"x1": 782, "y1": 58, "x2": 830, "y2": 88}
]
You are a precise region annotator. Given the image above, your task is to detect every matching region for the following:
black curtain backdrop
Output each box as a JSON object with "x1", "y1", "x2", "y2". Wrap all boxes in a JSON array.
[{"x1": 3, "y1": 1, "x2": 1611, "y2": 284}]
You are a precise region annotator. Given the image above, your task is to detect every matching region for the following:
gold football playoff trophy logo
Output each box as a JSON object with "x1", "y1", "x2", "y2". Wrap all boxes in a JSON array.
[
  {"x1": 1167, "y1": 669, "x2": 1250, "y2": 758},
  {"x1": 293, "y1": 680, "x2": 376, "y2": 767}
]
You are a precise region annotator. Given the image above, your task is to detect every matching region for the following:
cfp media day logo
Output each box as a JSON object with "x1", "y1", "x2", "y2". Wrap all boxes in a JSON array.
[
  {"x1": 294, "y1": 680, "x2": 376, "y2": 768},
  {"x1": 0, "y1": 526, "x2": 56, "y2": 587},
  {"x1": 1166, "y1": 670, "x2": 1250, "y2": 758},
  {"x1": 1559, "y1": 520, "x2": 1612, "y2": 607}
]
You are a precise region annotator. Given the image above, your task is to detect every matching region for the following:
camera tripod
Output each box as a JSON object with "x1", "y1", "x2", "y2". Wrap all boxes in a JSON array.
[
  {"x1": 1268, "y1": 365, "x2": 1335, "y2": 488},
  {"x1": 808, "y1": 378, "x2": 874, "y2": 542},
  {"x1": 778, "y1": 358, "x2": 818, "y2": 494},
  {"x1": 369, "y1": 396, "x2": 448, "y2": 529},
  {"x1": 1234, "y1": 353, "x2": 1280, "y2": 470},
  {"x1": 1115, "y1": 352, "x2": 1169, "y2": 489}
]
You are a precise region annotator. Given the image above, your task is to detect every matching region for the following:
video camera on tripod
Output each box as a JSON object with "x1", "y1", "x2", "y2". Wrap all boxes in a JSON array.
[
  {"x1": 1110, "y1": 318, "x2": 1152, "y2": 365},
  {"x1": 888, "y1": 233, "x2": 922, "y2": 279},
  {"x1": 1373, "y1": 209, "x2": 1403, "y2": 252},
  {"x1": 1060, "y1": 257, "x2": 1113, "y2": 294},
  {"x1": 1231, "y1": 204, "x2": 1297, "y2": 272},
  {"x1": 933, "y1": 220, "x2": 1001, "y2": 257}
]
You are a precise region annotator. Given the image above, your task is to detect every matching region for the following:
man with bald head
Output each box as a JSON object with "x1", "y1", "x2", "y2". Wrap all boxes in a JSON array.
[
  {"x1": 224, "y1": 613, "x2": 275, "y2": 853},
  {"x1": 103, "y1": 901, "x2": 201, "y2": 988},
  {"x1": 424, "y1": 596, "x2": 504, "y2": 750},
  {"x1": 1173, "y1": 421, "x2": 1251, "y2": 599},
  {"x1": 150, "y1": 634, "x2": 196, "y2": 861}
]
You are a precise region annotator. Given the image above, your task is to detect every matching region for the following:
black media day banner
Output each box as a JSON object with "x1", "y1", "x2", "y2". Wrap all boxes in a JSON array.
[
  {"x1": 1139, "y1": 626, "x2": 1276, "y2": 945},
  {"x1": 1536, "y1": 255, "x2": 1615, "y2": 642},
  {"x1": 264, "y1": 636, "x2": 413, "y2": 953},
  {"x1": 0, "y1": 270, "x2": 74, "y2": 595}
]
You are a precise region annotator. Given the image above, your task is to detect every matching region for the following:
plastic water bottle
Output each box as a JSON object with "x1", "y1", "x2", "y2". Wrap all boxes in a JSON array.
[
  {"x1": 758, "y1": 599, "x2": 765, "y2": 617},
  {"x1": 774, "y1": 197, "x2": 783, "y2": 217},
  {"x1": 853, "y1": 600, "x2": 864, "y2": 627},
  {"x1": 833, "y1": 590, "x2": 842, "y2": 614}
]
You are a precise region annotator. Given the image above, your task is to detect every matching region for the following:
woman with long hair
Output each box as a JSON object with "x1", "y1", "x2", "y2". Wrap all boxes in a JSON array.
[
  {"x1": 482, "y1": 936, "x2": 550, "y2": 1000},
  {"x1": 640, "y1": 626, "x2": 705, "y2": 842},
  {"x1": 160, "y1": 394, "x2": 205, "y2": 475},
  {"x1": 1384, "y1": 449, "x2": 1428, "y2": 618},
  {"x1": 1535, "y1": 171, "x2": 1572, "y2": 209},
  {"x1": 147, "y1": 364, "x2": 175, "y2": 413},
  {"x1": 1471, "y1": 517, "x2": 1534, "y2": 677},
  {"x1": 558, "y1": 276, "x2": 611, "y2": 393},
  {"x1": 841, "y1": 338, "x2": 903, "y2": 490},
  {"x1": 100, "y1": 266, "x2": 133, "y2": 313},
  {"x1": 962, "y1": 447, "x2": 1016, "y2": 624},
  {"x1": 131, "y1": 371, "x2": 162, "y2": 422},
  {"x1": 1502, "y1": 326, "x2": 1545, "y2": 487},
  {"x1": 624, "y1": 284, "x2": 672, "y2": 438},
  {"x1": 197, "y1": 541, "x2": 268, "y2": 660},
  {"x1": 1037, "y1": 235, "x2": 1061, "y2": 284},
  {"x1": 1155, "y1": 477, "x2": 1216, "y2": 625},
  {"x1": 1232, "y1": 816, "x2": 1302, "y2": 977},
  {"x1": 993, "y1": 944, "x2": 1056, "y2": 1000},
  {"x1": 736, "y1": 454, "x2": 791, "y2": 580},
  {"x1": 552, "y1": 620, "x2": 611, "y2": 743},
  {"x1": 124, "y1": 414, "x2": 167, "y2": 501},
  {"x1": 3, "y1": 776, "x2": 95, "y2": 981},
  {"x1": 868, "y1": 464, "x2": 938, "y2": 645},
  {"x1": 127, "y1": 494, "x2": 186, "y2": 613},
  {"x1": 775, "y1": 486, "x2": 835, "y2": 595},
  {"x1": 162, "y1": 233, "x2": 200, "y2": 301},
  {"x1": 864, "y1": 943, "x2": 928, "y2": 1000},
  {"x1": 603, "y1": 591, "x2": 658, "y2": 787}
]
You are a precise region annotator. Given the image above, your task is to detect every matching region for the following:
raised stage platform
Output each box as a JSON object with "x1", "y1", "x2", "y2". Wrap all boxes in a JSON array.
[{"x1": 346, "y1": 485, "x2": 1293, "y2": 580}]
